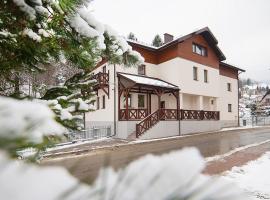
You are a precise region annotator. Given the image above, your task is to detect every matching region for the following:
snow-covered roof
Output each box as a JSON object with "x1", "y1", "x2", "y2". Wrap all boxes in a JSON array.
[{"x1": 118, "y1": 73, "x2": 179, "y2": 90}]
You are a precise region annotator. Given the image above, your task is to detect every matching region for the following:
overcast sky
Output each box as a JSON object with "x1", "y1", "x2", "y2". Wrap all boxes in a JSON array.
[{"x1": 92, "y1": 0, "x2": 270, "y2": 82}]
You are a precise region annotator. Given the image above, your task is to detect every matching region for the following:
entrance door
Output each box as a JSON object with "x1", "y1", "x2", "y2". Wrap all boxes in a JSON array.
[
  {"x1": 160, "y1": 101, "x2": 165, "y2": 109},
  {"x1": 160, "y1": 101, "x2": 165, "y2": 120}
]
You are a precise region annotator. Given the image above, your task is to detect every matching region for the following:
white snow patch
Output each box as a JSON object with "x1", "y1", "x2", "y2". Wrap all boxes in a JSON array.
[
  {"x1": 0, "y1": 151, "x2": 90, "y2": 200},
  {"x1": 60, "y1": 109, "x2": 73, "y2": 121},
  {"x1": 223, "y1": 151, "x2": 270, "y2": 199},
  {"x1": 69, "y1": 14, "x2": 99, "y2": 38},
  {"x1": 13, "y1": 0, "x2": 36, "y2": 20},
  {"x1": 22, "y1": 28, "x2": 42, "y2": 42},
  {"x1": 0, "y1": 97, "x2": 65, "y2": 143}
]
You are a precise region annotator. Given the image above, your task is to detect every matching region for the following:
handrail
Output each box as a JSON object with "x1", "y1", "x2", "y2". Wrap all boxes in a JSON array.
[{"x1": 136, "y1": 109, "x2": 160, "y2": 138}]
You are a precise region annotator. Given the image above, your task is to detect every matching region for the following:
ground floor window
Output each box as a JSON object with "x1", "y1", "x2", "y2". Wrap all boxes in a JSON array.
[
  {"x1": 123, "y1": 94, "x2": 132, "y2": 108},
  {"x1": 228, "y1": 104, "x2": 232, "y2": 112},
  {"x1": 138, "y1": 94, "x2": 145, "y2": 108},
  {"x1": 96, "y1": 97, "x2": 100, "y2": 110},
  {"x1": 102, "y1": 95, "x2": 105, "y2": 109}
]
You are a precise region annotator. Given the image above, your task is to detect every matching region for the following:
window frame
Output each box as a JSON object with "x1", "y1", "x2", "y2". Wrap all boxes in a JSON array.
[
  {"x1": 102, "y1": 65, "x2": 106, "y2": 73},
  {"x1": 204, "y1": 69, "x2": 208, "y2": 83},
  {"x1": 96, "y1": 97, "x2": 100, "y2": 110},
  {"x1": 138, "y1": 65, "x2": 146, "y2": 75},
  {"x1": 227, "y1": 83, "x2": 232, "y2": 92},
  {"x1": 138, "y1": 94, "x2": 145, "y2": 108},
  {"x1": 192, "y1": 43, "x2": 208, "y2": 57},
  {"x1": 123, "y1": 94, "x2": 132, "y2": 108},
  {"x1": 228, "y1": 104, "x2": 232, "y2": 112},
  {"x1": 193, "y1": 66, "x2": 198, "y2": 81}
]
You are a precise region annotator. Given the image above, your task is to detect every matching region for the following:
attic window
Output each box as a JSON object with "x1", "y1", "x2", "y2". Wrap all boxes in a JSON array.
[{"x1": 192, "y1": 43, "x2": 207, "y2": 57}]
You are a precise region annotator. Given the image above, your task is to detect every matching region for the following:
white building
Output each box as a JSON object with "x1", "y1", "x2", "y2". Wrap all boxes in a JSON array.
[{"x1": 86, "y1": 27, "x2": 245, "y2": 139}]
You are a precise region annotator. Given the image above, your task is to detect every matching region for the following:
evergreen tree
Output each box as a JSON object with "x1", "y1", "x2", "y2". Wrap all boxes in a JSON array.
[
  {"x1": 0, "y1": 0, "x2": 144, "y2": 130},
  {"x1": 247, "y1": 78, "x2": 252, "y2": 86},
  {"x1": 152, "y1": 34, "x2": 163, "y2": 47},
  {"x1": 127, "y1": 32, "x2": 137, "y2": 41}
]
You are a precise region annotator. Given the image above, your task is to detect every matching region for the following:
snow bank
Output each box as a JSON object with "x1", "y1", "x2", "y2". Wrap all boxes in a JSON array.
[
  {"x1": 223, "y1": 151, "x2": 270, "y2": 199},
  {"x1": 0, "y1": 97, "x2": 65, "y2": 143},
  {"x1": 0, "y1": 151, "x2": 90, "y2": 200}
]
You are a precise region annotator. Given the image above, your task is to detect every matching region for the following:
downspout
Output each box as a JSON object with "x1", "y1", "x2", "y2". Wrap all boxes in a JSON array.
[
  {"x1": 178, "y1": 90, "x2": 181, "y2": 136},
  {"x1": 113, "y1": 64, "x2": 117, "y2": 136}
]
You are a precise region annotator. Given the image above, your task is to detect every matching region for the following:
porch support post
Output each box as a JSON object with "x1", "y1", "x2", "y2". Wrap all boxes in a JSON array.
[
  {"x1": 176, "y1": 91, "x2": 180, "y2": 120},
  {"x1": 125, "y1": 89, "x2": 130, "y2": 120},
  {"x1": 118, "y1": 79, "x2": 124, "y2": 121},
  {"x1": 149, "y1": 93, "x2": 151, "y2": 114}
]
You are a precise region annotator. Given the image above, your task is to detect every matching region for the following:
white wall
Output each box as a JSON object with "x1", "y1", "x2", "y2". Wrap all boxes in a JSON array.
[
  {"x1": 155, "y1": 57, "x2": 220, "y2": 97},
  {"x1": 139, "y1": 121, "x2": 180, "y2": 139},
  {"x1": 218, "y1": 75, "x2": 238, "y2": 127},
  {"x1": 181, "y1": 121, "x2": 221, "y2": 135}
]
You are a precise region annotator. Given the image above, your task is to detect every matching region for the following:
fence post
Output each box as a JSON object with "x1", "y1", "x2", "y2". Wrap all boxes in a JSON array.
[
  {"x1": 200, "y1": 110, "x2": 204, "y2": 120},
  {"x1": 136, "y1": 124, "x2": 139, "y2": 138}
]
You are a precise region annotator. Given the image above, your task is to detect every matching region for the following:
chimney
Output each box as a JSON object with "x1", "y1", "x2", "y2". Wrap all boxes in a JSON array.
[{"x1": 164, "y1": 33, "x2": 174, "y2": 44}]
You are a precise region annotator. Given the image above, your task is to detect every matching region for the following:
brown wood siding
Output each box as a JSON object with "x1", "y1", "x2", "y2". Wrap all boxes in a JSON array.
[
  {"x1": 177, "y1": 35, "x2": 219, "y2": 69},
  {"x1": 130, "y1": 35, "x2": 220, "y2": 68},
  {"x1": 131, "y1": 45, "x2": 158, "y2": 64},
  {"x1": 157, "y1": 44, "x2": 179, "y2": 64},
  {"x1": 219, "y1": 65, "x2": 238, "y2": 79}
]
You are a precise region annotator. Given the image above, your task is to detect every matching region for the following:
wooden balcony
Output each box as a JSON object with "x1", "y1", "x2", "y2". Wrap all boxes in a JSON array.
[
  {"x1": 93, "y1": 72, "x2": 109, "y2": 97},
  {"x1": 119, "y1": 109, "x2": 148, "y2": 121}
]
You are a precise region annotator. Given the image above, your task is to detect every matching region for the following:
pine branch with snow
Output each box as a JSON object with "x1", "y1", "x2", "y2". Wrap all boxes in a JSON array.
[{"x1": 41, "y1": 71, "x2": 96, "y2": 130}]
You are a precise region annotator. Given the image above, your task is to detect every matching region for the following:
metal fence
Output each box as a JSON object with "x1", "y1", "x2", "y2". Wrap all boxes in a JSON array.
[
  {"x1": 241, "y1": 116, "x2": 270, "y2": 126},
  {"x1": 65, "y1": 125, "x2": 113, "y2": 142}
]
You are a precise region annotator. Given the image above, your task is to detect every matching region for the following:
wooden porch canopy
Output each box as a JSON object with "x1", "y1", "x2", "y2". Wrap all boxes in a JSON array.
[
  {"x1": 117, "y1": 72, "x2": 179, "y2": 94},
  {"x1": 118, "y1": 72, "x2": 180, "y2": 121}
]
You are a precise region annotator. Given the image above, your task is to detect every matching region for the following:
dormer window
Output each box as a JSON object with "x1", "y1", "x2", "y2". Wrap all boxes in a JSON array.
[{"x1": 192, "y1": 43, "x2": 207, "y2": 57}]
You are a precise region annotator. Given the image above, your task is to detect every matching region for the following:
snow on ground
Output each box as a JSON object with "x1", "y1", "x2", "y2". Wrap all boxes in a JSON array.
[
  {"x1": 47, "y1": 137, "x2": 112, "y2": 152},
  {"x1": 1, "y1": 148, "x2": 247, "y2": 200},
  {"x1": 223, "y1": 152, "x2": 270, "y2": 199},
  {"x1": 205, "y1": 139, "x2": 270, "y2": 162}
]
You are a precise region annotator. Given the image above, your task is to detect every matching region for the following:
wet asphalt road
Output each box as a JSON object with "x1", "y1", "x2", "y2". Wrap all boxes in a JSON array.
[{"x1": 42, "y1": 126, "x2": 270, "y2": 184}]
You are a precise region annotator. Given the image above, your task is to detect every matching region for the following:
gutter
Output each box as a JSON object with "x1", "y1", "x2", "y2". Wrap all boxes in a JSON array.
[{"x1": 113, "y1": 64, "x2": 117, "y2": 136}]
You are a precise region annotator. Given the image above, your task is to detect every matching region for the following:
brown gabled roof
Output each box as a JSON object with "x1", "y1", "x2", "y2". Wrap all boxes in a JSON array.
[
  {"x1": 220, "y1": 62, "x2": 245, "y2": 72},
  {"x1": 128, "y1": 27, "x2": 226, "y2": 61}
]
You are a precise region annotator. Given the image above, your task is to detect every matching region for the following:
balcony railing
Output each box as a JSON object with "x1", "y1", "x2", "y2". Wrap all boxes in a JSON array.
[
  {"x1": 93, "y1": 72, "x2": 109, "y2": 86},
  {"x1": 180, "y1": 109, "x2": 219, "y2": 121},
  {"x1": 119, "y1": 109, "x2": 148, "y2": 120},
  {"x1": 120, "y1": 109, "x2": 219, "y2": 121}
]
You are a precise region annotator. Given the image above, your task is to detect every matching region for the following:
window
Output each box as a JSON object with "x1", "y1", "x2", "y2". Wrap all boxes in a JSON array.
[
  {"x1": 193, "y1": 66, "x2": 198, "y2": 81},
  {"x1": 102, "y1": 65, "x2": 106, "y2": 73},
  {"x1": 192, "y1": 43, "x2": 207, "y2": 56},
  {"x1": 228, "y1": 104, "x2": 232, "y2": 112},
  {"x1": 138, "y1": 95, "x2": 145, "y2": 108},
  {"x1": 102, "y1": 95, "x2": 105, "y2": 109},
  {"x1": 123, "y1": 94, "x2": 132, "y2": 108},
  {"x1": 138, "y1": 65, "x2": 146, "y2": 75},
  {"x1": 211, "y1": 100, "x2": 214, "y2": 105},
  {"x1": 204, "y1": 70, "x2": 208, "y2": 83},
  {"x1": 227, "y1": 83, "x2": 232, "y2": 91},
  {"x1": 96, "y1": 97, "x2": 100, "y2": 110}
]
